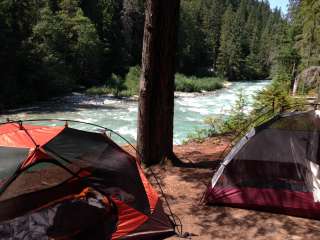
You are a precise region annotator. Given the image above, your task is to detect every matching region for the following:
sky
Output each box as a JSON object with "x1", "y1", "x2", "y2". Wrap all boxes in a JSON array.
[{"x1": 268, "y1": 0, "x2": 289, "y2": 14}]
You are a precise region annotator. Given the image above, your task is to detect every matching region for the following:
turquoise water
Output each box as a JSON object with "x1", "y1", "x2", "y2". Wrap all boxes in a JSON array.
[{"x1": 0, "y1": 81, "x2": 270, "y2": 144}]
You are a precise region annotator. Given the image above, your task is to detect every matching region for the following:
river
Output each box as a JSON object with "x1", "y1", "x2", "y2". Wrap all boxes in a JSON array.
[{"x1": 0, "y1": 80, "x2": 270, "y2": 144}]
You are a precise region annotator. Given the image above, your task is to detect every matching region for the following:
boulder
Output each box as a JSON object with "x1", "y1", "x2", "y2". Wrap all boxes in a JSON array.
[{"x1": 293, "y1": 66, "x2": 320, "y2": 95}]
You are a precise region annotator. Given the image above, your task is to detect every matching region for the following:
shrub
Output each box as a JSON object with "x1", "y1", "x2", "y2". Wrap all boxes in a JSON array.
[
  {"x1": 87, "y1": 69, "x2": 225, "y2": 97},
  {"x1": 184, "y1": 91, "x2": 250, "y2": 143},
  {"x1": 204, "y1": 90, "x2": 250, "y2": 136},
  {"x1": 183, "y1": 128, "x2": 210, "y2": 144},
  {"x1": 86, "y1": 86, "x2": 116, "y2": 95},
  {"x1": 124, "y1": 66, "x2": 141, "y2": 95},
  {"x1": 252, "y1": 71, "x2": 306, "y2": 117},
  {"x1": 109, "y1": 74, "x2": 127, "y2": 96},
  {"x1": 175, "y1": 74, "x2": 224, "y2": 92},
  {"x1": 124, "y1": 68, "x2": 225, "y2": 94}
]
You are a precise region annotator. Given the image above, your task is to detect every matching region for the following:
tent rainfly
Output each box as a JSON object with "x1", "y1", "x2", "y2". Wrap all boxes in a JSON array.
[
  {"x1": 206, "y1": 110, "x2": 320, "y2": 219},
  {"x1": 0, "y1": 121, "x2": 175, "y2": 239}
]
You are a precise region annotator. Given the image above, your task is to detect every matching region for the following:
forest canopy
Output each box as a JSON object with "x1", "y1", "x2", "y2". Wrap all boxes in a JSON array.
[{"x1": 0, "y1": 0, "x2": 318, "y2": 108}]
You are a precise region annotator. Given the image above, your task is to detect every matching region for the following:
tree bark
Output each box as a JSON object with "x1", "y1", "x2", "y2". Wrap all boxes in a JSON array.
[{"x1": 137, "y1": 0, "x2": 180, "y2": 165}]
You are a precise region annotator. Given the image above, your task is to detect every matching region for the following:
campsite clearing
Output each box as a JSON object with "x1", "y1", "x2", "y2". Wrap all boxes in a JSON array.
[{"x1": 131, "y1": 137, "x2": 320, "y2": 240}]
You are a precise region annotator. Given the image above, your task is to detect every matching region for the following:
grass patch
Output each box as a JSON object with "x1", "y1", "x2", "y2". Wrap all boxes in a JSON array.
[
  {"x1": 175, "y1": 74, "x2": 224, "y2": 92},
  {"x1": 86, "y1": 66, "x2": 225, "y2": 96},
  {"x1": 86, "y1": 86, "x2": 134, "y2": 97},
  {"x1": 86, "y1": 86, "x2": 114, "y2": 95},
  {"x1": 183, "y1": 128, "x2": 210, "y2": 144}
]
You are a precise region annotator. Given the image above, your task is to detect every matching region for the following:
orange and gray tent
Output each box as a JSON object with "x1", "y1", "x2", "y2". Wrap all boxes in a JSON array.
[
  {"x1": 206, "y1": 110, "x2": 320, "y2": 219},
  {"x1": 0, "y1": 121, "x2": 175, "y2": 239}
]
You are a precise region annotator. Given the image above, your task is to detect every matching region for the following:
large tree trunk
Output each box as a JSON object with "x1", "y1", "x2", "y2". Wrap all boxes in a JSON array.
[{"x1": 137, "y1": 0, "x2": 180, "y2": 165}]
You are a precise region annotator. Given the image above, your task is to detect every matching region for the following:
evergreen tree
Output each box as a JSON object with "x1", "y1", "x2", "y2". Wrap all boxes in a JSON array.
[
  {"x1": 48, "y1": 0, "x2": 59, "y2": 13},
  {"x1": 121, "y1": 0, "x2": 145, "y2": 66},
  {"x1": 0, "y1": 0, "x2": 294, "y2": 108},
  {"x1": 177, "y1": 0, "x2": 209, "y2": 75},
  {"x1": 258, "y1": 15, "x2": 274, "y2": 76},
  {"x1": 217, "y1": 5, "x2": 242, "y2": 80},
  {"x1": 244, "y1": 5, "x2": 264, "y2": 79},
  {"x1": 296, "y1": 0, "x2": 320, "y2": 67},
  {"x1": 0, "y1": 0, "x2": 40, "y2": 107},
  {"x1": 205, "y1": 0, "x2": 225, "y2": 71},
  {"x1": 30, "y1": 0, "x2": 102, "y2": 90},
  {"x1": 97, "y1": 0, "x2": 127, "y2": 77}
]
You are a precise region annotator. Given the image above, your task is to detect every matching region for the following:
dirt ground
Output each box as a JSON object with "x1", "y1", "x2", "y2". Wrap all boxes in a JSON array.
[{"x1": 138, "y1": 137, "x2": 320, "y2": 240}]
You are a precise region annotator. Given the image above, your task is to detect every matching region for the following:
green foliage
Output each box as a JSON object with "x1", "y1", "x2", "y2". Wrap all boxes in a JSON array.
[
  {"x1": 177, "y1": 0, "x2": 213, "y2": 75},
  {"x1": 186, "y1": 74, "x2": 307, "y2": 143},
  {"x1": 185, "y1": 0, "x2": 315, "y2": 143},
  {"x1": 183, "y1": 128, "x2": 211, "y2": 144},
  {"x1": 253, "y1": 71, "x2": 306, "y2": 114},
  {"x1": 87, "y1": 73, "x2": 128, "y2": 97},
  {"x1": 0, "y1": 0, "x2": 104, "y2": 108},
  {"x1": 86, "y1": 86, "x2": 133, "y2": 98},
  {"x1": 30, "y1": 5, "x2": 102, "y2": 90},
  {"x1": 177, "y1": 0, "x2": 284, "y2": 79},
  {"x1": 86, "y1": 87, "x2": 133, "y2": 98},
  {"x1": 108, "y1": 74, "x2": 126, "y2": 96},
  {"x1": 87, "y1": 69, "x2": 224, "y2": 97},
  {"x1": 204, "y1": 91, "x2": 250, "y2": 136},
  {"x1": 123, "y1": 67, "x2": 225, "y2": 95},
  {"x1": 253, "y1": 73, "x2": 292, "y2": 113},
  {"x1": 121, "y1": 0, "x2": 145, "y2": 65},
  {"x1": 124, "y1": 66, "x2": 141, "y2": 94},
  {"x1": 296, "y1": 0, "x2": 320, "y2": 68},
  {"x1": 220, "y1": 91, "x2": 249, "y2": 133},
  {"x1": 216, "y1": 5, "x2": 242, "y2": 80},
  {"x1": 274, "y1": 0, "x2": 320, "y2": 95},
  {"x1": 0, "y1": 0, "x2": 315, "y2": 109},
  {"x1": 86, "y1": 86, "x2": 115, "y2": 95},
  {"x1": 184, "y1": 91, "x2": 250, "y2": 143},
  {"x1": 0, "y1": 0, "x2": 41, "y2": 108},
  {"x1": 175, "y1": 74, "x2": 223, "y2": 92}
]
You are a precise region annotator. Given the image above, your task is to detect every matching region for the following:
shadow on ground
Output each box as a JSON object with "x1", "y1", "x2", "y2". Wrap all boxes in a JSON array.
[{"x1": 143, "y1": 138, "x2": 320, "y2": 240}]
